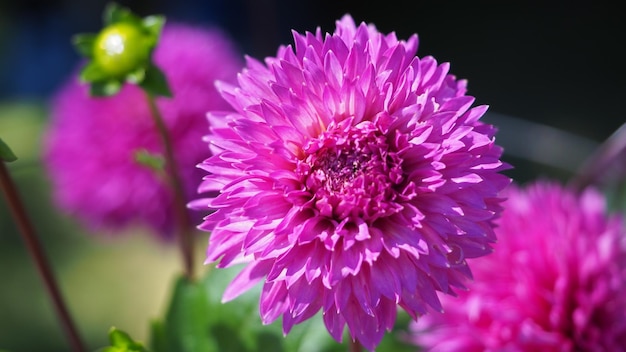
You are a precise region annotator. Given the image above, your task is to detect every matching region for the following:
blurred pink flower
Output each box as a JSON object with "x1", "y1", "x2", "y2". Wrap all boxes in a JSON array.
[
  {"x1": 193, "y1": 14, "x2": 509, "y2": 349},
  {"x1": 411, "y1": 181, "x2": 626, "y2": 351},
  {"x1": 44, "y1": 23, "x2": 242, "y2": 238}
]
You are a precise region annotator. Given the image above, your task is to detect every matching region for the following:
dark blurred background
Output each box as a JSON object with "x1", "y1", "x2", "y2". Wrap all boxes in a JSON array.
[
  {"x1": 2, "y1": 0, "x2": 625, "y2": 177},
  {"x1": 0, "y1": 1, "x2": 624, "y2": 351}
]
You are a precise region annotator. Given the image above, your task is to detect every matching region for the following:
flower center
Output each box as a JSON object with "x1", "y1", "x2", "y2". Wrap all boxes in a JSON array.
[
  {"x1": 299, "y1": 122, "x2": 404, "y2": 221},
  {"x1": 312, "y1": 146, "x2": 371, "y2": 193}
]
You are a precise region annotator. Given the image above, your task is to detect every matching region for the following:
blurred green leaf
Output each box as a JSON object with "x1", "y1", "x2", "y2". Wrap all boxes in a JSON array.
[
  {"x1": 90, "y1": 80, "x2": 123, "y2": 97},
  {"x1": 0, "y1": 138, "x2": 17, "y2": 162},
  {"x1": 134, "y1": 149, "x2": 165, "y2": 173},
  {"x1": 149, "y1": 266, "x2": 418, "y2": 352},
  {"x1": 605, "y1": 179, "x2": 626, "y2": 215},
  {"x1": 149, "y1": 274, "x2": 218, "y2": 352},
  {"x1": 375, "y1": 313, "x2": 416, "y2": 352},
  {"x1": 98, "y1": 327, "x2": 149, "y2": 352},
  {"x1": 141, "y1": 15, "x2": 166, "y2": 41},
  {"x1": 139, "y1": 65, "x2": 172, "y2": 98},
  {"x1": 80, "y1": 62, "x2": 110, "y2": 83},
  {"x1": 0, "y1": 102, "x2": 45, "y2": 164},
  {"x1": 126, "y1": 68, "x2": 147, "y2": 85},
  {"x1": 150, "y1": 268, "x2": 289, "y2": 352},
  {"x1": 103, "y1": 2, "x2": 140, "y2": 26},
  {"x1": 72, "y1": 33, "x2": 97, "y2": 57}
]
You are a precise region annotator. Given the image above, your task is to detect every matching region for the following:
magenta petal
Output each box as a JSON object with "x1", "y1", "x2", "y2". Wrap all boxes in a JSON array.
[
  {"x1": 223, "y1": 261, "x2": 272, "y2": 302},
  {"x1": 44, "y1": 23, "x2": 243, "y2": 239},
  {"x1": 259, "y1": 280, "x2": 289, "y2": 324},
  {"x1": 195, "y1": 13, "x2": 509, "y2": 350},
  {"x1": 323, "y1": 306, "x2": 346, "y2": 343},
  {"x1": 412, "y1": 182, "x2": 626, "y2": 351}
]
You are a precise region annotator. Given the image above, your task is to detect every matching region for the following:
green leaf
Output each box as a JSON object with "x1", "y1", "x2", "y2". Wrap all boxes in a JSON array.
[
  {"x1": 79, "y1": 61, "x2": 112, "y2": 83},
  {"x1": 150, "y1": 275, "x2": 218, "y2": 352},
  {"x1": 98, "y1": 348, "x2": 121, "y2": 352},
  {"x1": 96, "y1": 327, "x2": 149, "y2": 352},
  {"x1": 134, "y1": 149, "x2": 165, "y2": 173},
  {"x1": 126, "y1": 67, "x2": 147, "y2": 85},
  {"x1": 605, "y1": 179, "x2": 626, "y2": 215},
  {"x1": 90, "y1": 80, "x2": 123, "y2": 97},
  {"x1": 103, "y1": 2, "x2": 121, "y2": 24},
  {"x1": 0, "y1": 138, "x2": 17, "y2": 162},
  {"x1": 72, "y1": 33, "x2": 96, "y2": 57},
  {"x1": 139, "y1": 65, "x2": 172, "y2": 98},
  {"x1": 150, "y1": 268, "x2": 273, "y2": 352},
  {"x1": 142, "y1": 15, "x2": 166, "y2": 39},
  {"x1": 150, "y1": 267, "x2": 353, "y2": 352},
  {"x1": 103, "y1": 2, "x2": 140, "y2": 26},
  {"x1": 375, "y1": 313, "x2": 417, "y2": 352},
  {"x1": 109, "y1": 328, "x2": 135, "y2": 346}
]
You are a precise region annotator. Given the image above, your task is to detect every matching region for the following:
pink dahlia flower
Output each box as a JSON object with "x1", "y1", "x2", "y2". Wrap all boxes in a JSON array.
[
  {"x1": 44, "y1": 23, "x2": 242, "y2": 238},
  {"x1": 411, "y1": 182, "x2": 626, "y2": 351},
  {"x1": 193, "y1": 15, "x2": 509, "y2": 349}
]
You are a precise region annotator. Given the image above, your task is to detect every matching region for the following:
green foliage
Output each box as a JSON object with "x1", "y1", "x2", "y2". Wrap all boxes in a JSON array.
[
  {"x1": 148, "y1": 267, "x2": 416, "y2": 352},
  {"x1": 151, "y1": 268, "x2": 300, "y2": 352},
  {"x1": 72, "y1": 2, "x2": 171, "y2": 97},
  {"x1": 134, "y1": 149, "x2": 165, "y2": 174},
  {"x1": 138, "y1": 65, "x2": 171, "y2": 98},
  {"x1": 0, "y1": 137, "x2": 17, "y2": 162},
  {"x1": 605, "y1": 180, "x2": 626, "y2": 216},
  {"x1": 98, "y1": 327, "x2": 149, "y2": 352}
]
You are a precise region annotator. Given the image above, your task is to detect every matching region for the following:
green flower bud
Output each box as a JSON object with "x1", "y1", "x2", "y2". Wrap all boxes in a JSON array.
[
  {"x1": 72, "y1": 2, "x2": 171, "y2": 97},
  {"x1": 93, "y1": 22, "x2": 150, "y2": 78}
]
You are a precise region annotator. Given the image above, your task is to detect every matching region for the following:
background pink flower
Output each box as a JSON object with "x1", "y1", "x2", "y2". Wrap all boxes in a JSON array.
[
  {"x1": 194, "y1": 14, "x2": 509, "y2": 350},
  {"x1": 44, "y1": 23, "x2": 242, "y2": 238},
  {"x1": 411, "y1": 181, "x2": 626, "y2": 351}
]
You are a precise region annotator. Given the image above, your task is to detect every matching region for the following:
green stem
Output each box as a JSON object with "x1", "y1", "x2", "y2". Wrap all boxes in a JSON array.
[
  {"x1": 349, "y1": 339, "x2": 363, "y2": 352},
  {"x1": 0, "y1": 162, "x2": 86, "y2": 352},
  {"x1": 145, "y1": 92, "x2": 195, "y2": 281}
]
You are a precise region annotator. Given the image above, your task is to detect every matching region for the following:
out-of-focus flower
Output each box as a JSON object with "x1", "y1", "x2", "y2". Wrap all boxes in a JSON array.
[
  {"x1": 44, "y1": 23, "x2": 242, "y2": 238},
  {"x1": 411, "y1": 182, "x2": 626, "y2": 351},
  {"x1": 193, "y1": 14, "x2": 509, "y2": 350}
]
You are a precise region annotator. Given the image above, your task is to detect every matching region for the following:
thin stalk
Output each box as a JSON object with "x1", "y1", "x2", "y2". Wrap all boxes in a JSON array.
[
  {"x1": 0, "y1": 162, "x2": 86, "y2": 352},
  {"x1": 349, "y1": 339, "x2": 363, "y2": 352},
  {"x1": 569, "y1": 122, "x2": 626, "y2": 192},
  {"x1": 145, "y1": 92, "x2": 195, "y2": 281}
]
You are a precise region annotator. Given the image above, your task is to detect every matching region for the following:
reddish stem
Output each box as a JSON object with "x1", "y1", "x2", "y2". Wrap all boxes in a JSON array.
[
  {"x1": 0, "y1": 162, "x2": 86, "y2": 352},
  {"x1": 145, "y1": 93, "x2": 195, "y2": 281},
  {"x1": 349, "y1": 339, "x2": 363, "y2": 352}
]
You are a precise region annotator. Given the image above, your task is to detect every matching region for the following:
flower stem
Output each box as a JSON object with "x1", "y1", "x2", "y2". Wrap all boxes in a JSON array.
[
  {"x1": 0, "y1": 162, "x2": 86, "y2": 352},
  {"x1": 349, "y1": 339, "x2": 363, "y2": 352},
  {"x1": 569, "y1": 121, "x2": 626, "y2": 192},
  {"x1": 145, "y1": 92, "x2": 195, "y2": 281}
]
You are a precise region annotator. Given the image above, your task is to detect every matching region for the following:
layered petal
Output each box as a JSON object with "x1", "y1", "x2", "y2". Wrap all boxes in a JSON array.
[
  {"x1": 412, "y1": 182, "x2": 626, "y2": 351},
  {"x1": 196, "y1": 14, "x2": 509, "y2": 350},
  {"x1": 44, "y1": 23, "x2": 242, "y2": 238}
]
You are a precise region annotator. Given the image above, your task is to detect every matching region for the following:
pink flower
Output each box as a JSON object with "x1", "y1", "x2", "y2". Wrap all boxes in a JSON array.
[
  {"x1": 44, "y1": 23, "x2": 242, "y2": 238},
  {"x1": 193, "y1": 14, "x2": 509, "y2": 350},
  {"x1": 411, "y1": 182, "x2": 626, "y2": 351}
]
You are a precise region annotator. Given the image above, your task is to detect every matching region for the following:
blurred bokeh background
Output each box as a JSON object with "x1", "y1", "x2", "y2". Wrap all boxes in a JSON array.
[{"x1": 1, "y1": 1, "x2": 624, "y2": 351}]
